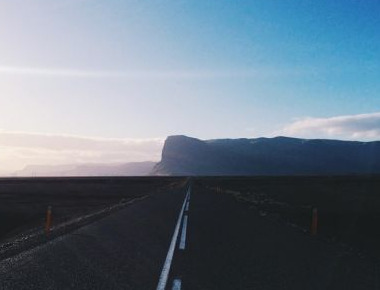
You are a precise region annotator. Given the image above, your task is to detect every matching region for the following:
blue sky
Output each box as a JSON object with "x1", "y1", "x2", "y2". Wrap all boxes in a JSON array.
[{"x1": 0, "y1": 0, "x2": 379, "y2": 171}]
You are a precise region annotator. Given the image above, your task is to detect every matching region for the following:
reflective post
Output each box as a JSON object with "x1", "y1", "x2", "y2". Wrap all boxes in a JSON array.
[
  {"x1": 311, "y1": 207, "x2": 318, "y2": 236},
  {"x1": 45, "y1": 205, "x2": 52, "y2": 236}
]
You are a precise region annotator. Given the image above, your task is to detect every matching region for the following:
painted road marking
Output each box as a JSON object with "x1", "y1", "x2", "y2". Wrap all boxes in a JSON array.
[
  {"x1": 185, "y1": 201, "x2": 189, "y2": 212},
  {"x1": 156, "y1": 187, "x2": 190, "y2": 290},
  {"x1": 179, "y1": 215, "x2": 188, "y2": 250},
  {"x1": 172, "y1": 278, "x2": 182, "y2": 290}
]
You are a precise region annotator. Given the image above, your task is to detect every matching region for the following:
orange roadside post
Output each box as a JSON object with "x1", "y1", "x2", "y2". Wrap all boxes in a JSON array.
[
  {"x1": 311, "y1": 207, "x2": 318, "y2": 236},
  {"x1": 45, "y1": 205, "x2": 52, "y2": 236}
]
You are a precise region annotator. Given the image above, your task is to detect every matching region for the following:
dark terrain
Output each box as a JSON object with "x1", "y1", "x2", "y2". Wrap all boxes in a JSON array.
[
  {"x1": 1, "y1": 177, "x2": 380, "y2": 289},
  {"x1": 198, "y1": 176, "x2": 380, "y2": 261},
  {"x1": 0, "y1": 177, "x2": 185, "y2": 245}
]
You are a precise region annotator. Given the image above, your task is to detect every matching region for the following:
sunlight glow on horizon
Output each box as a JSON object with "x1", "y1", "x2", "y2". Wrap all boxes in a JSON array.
[{"x1": 0, "y1": 130, "x2": 164, "y2": 173}]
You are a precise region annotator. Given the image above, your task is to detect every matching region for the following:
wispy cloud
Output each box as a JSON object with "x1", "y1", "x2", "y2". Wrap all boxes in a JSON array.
[
  {"x1": 0, "y1": 130, "x2": 164, "y2": 173},
  {"x1": 279, "y1": 112, "x2": 380, "y2": 140},
  {"x1": 0, "y1": 65, "x2": 313, "y2": 79}
]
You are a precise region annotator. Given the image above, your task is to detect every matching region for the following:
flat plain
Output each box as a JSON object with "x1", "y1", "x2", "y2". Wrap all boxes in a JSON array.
[
  {"x1": 1, "y1": 176, "x2": 380, "y2": 289},
  {"x1": 199, "y1": 175, "x2": 380, "y2": 260},
  {"x1": 0, "y1": 177, "x2": 185, "y2": 244}
]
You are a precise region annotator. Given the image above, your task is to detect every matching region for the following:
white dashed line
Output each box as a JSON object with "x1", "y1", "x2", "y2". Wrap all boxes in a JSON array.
[
  {"x1": 156, "y1": 187, "x2": 190, "y2": 290},
  {"x1": 179, "y1": 215, "x2": 188, "y2": 250},
  {"x1": 172, "y1": 278, "x2": 182, "y2": 290}
]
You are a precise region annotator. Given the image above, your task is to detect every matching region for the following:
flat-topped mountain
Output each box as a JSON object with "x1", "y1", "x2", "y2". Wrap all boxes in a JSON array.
[{"x1": 152, "y1": 135, "x2": 380, "y2": 175}]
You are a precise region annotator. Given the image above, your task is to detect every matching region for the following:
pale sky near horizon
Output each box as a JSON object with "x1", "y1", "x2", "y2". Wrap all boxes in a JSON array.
[{"x1": 0, "y1": 0, "x2": 379, "y2": 172}]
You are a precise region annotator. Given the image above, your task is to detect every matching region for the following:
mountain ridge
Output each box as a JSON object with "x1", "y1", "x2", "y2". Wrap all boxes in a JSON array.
[
  {"x1": 152, "y1": 135, "x2": 380, "y2": 175},
  {"x1": 14, "y1": 161, "x2": 156, "y2": 177}
]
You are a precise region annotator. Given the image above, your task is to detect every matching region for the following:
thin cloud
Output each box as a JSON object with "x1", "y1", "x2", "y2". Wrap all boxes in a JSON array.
[
  {"x1": 0, "y1": 130, "x2": 164, "y2": 173},
  {"x1": 279, "y1": 112, "x2": 380, "y2": 140},
  {"x1": 0, "y1": 66, "x2": 313, "y2": 79}
]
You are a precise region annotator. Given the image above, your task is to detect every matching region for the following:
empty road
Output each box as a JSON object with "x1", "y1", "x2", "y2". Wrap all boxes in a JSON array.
[{"x1": 0, "y1": 182, "x2": 377, "y2": 289}]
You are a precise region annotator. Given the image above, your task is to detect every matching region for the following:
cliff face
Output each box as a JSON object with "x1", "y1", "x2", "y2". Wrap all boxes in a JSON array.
[
  {"x1": 152, "y1": 135, "x2": 223, "y2": 175},
  {"x1": 152, "y1": 135, "x2": 380, "y2": 176}
]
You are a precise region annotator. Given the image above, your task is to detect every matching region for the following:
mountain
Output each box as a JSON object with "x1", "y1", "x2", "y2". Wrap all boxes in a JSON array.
[
  {"x1": 152, "y1": 135, "x2": 380, "y2": 175},
  {"x1": 14, "y1": 161, "x2": 156, "y2": 177}
]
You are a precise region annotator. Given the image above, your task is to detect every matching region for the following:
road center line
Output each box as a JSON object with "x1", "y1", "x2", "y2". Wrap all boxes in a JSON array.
[
  {"x1": 172, "y1": 278, "x2": 182, "y2": 290},
  {"x1": 156, "y1": 187, "x2": 190, "y2": 290},
  {"x1": 179, "y1": 215, "x2": 188, "y2": 250}
]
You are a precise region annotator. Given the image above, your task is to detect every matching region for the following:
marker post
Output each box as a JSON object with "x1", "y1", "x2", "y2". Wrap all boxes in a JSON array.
[
  {"x1": 45, "y1": 205, "x2": 52, "y2": 236},
  {"x1": 311, "y1": 207, "x2": 318, "y2": 236}
]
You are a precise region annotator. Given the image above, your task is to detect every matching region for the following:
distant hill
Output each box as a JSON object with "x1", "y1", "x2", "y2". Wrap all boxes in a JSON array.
[
  {"x1": 152, "y1": 135, "x2": 380, "y2": 175},
  {"x1": 15, "y1": 161, "x2": 156, "y2": 177}
]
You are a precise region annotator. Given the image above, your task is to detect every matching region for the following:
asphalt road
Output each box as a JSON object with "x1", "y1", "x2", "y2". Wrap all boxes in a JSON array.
[{"x1": 0, "y1": 182, "x2": 378, "y2": 289}]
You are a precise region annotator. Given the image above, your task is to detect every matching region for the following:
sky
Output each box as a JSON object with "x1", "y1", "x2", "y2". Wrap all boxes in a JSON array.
[{"x1": 0, "y1": 0, "x2": 379, "y2": 173}]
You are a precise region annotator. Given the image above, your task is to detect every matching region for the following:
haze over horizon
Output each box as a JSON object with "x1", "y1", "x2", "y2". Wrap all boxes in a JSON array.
[{"x1": 1, "y1": 0, "x2": 379, "y2": 173}]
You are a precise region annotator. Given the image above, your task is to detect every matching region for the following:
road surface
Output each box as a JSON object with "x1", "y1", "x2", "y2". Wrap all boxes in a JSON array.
[{"x1": 0, "y1": 182, "x2": 377, "y2": 289}]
